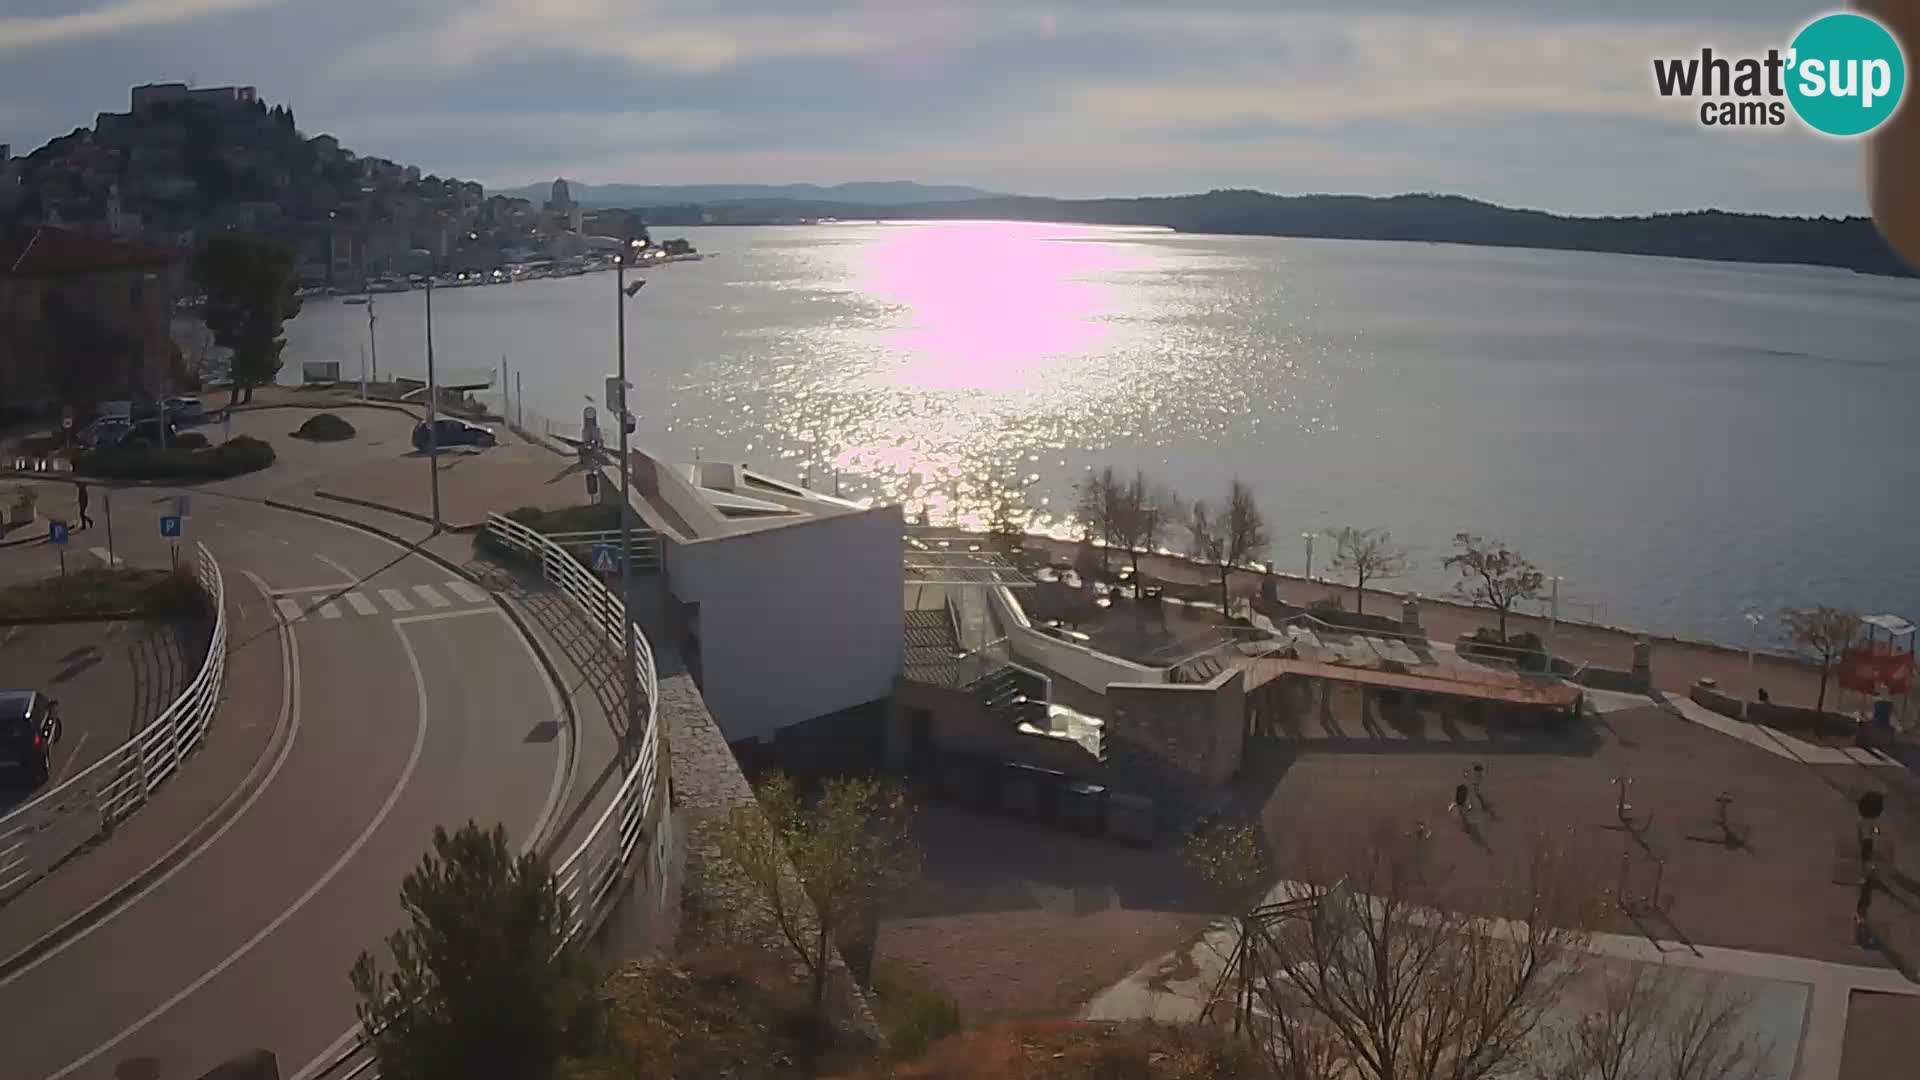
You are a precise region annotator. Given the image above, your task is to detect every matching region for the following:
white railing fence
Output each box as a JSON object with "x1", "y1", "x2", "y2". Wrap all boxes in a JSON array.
[
  {"x1": 0, "y1": 542, "x2": 228, "y2": 902},
  {"x1": 313, "y1": 514, "x2": 666, "y2": 1079}
]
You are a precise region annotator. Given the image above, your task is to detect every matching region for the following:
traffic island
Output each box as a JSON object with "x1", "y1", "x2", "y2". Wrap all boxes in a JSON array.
[
  {"x1": 72, "y1": 436, "x2": 276, "y2": 483},
  {"x1": 0, "y1": 566, "x2": 205, "y2": 621}
]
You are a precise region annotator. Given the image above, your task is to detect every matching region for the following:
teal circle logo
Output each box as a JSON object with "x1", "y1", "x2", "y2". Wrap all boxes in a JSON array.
[{"x1": 1787, "y1": 12, "x2": 1906, "y2": 136}]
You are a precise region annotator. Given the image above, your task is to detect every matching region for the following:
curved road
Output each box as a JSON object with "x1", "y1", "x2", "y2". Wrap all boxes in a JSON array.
[{"x1": 0, "y1": 495, "x2": 565, "y2": 1080}]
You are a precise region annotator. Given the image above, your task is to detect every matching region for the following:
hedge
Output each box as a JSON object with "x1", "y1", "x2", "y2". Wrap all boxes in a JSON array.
[
  {"x1": 74, "y1": 435, "x2": 276, "y2": 481},
  {"x1": 292, "y1": 413, "x2": 357, "y2": 442},
  {"x1": 0, "y1": 566, "x2": 205, "y2": 619}
]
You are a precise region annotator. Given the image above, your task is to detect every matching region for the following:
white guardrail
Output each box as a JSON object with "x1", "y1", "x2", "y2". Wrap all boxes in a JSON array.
[
  {"x1": 480, "y1": 511, "x2": 664, "y2": 943},
  {"x1": 0, "y1": 542, "x2": 227, "y2": 902},
  {"x1": 315, "y1": 513, "x2": 665, "y2": 1079}
]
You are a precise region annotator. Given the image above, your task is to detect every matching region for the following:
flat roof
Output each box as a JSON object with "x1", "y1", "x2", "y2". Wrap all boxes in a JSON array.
[{"x1": 1241, "y1": 655, "x2": 1582, "y2": 708}]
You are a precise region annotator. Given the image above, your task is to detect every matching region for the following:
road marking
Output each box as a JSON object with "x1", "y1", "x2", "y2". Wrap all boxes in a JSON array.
[
  {"x1": 53, "y1": 732, "x2": 90, "y2": 786},
  {"x1": 88, "y1": 547, "x2": 122, "y2": 567},
  {"x1": 412, "y1": 583, "x2": 451, "y2": 608},
  {"x1": 392, "y1": 606, "x2": 502, "y2": 626},
  {"x1": 378, "y1": 587, "x2": 414, "y2": 612},
  {"x1": 269, "y1": 583, "x2": 358, "y2": 596},
  {"x1": 0, "y1": 569, "x2": 303, "y2": 990},
  {"x1": 45, "y1": 604, "x2": 430, "y2": 1080},
  {"x1": 316, "y1": 601, "x2": 343, "y2": 620},
  {"x1": 344, "y1": 591, "x2": 379, "y2": 616},
  {"x1": 273, "y1": 598, "x2": 304, "y2": 623},
  {"x1": 314, "y1": 553, "x2": 357, "y2": 580},
  {"x1": 445, "y1": 580, "x2": 488, "y2": 604}
]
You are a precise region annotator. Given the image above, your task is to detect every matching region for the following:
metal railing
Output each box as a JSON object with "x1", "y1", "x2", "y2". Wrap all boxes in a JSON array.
[
  {"x1": 0, "y1": 543, "x2": 228, "y2": 902},
  {"x1": 479, "y1": 511, "x2": 664, "y2": 941},
  {"x1": 313, "y1": 515, "x2": 667, "y2": 1079}
]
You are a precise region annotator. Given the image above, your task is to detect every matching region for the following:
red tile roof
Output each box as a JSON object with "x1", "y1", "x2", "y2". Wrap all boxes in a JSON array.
[{"x1": 1, "y1": 226, "x2": 175, "y2": 278}]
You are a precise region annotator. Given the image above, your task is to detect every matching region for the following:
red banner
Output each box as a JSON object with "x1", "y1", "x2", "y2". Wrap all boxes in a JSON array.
[{"x1": 1838, "y1": 648, "x2": 1914, "y2": 694}]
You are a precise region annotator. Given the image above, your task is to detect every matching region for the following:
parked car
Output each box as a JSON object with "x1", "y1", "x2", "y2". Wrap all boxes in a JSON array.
[
  {"x1": 0, "y1": 690, "x2": 63, "y2": 787},
  {"x1": 120, "y1": 417, "x2": 181, "y2": 448},
  {"x1": 412, "y1": 418, "x2": 497, "y2": 450},
  {"x1": 163, "y1": 396, "x2": 208, "y2": 423}
]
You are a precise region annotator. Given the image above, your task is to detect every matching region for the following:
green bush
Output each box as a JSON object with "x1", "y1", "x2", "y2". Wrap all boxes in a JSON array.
[
  {"x1": 74, "y1": 435, "x2": 275, "y2": 481},
  {"x1": 0, "y1": 566, "x2": 204, "y2": 619},
  {"x1": 292, "y1": 412, "x2": 357, "y2": 441},
  {"x1": 474, "y1": 503, "x2": 620, "y2": 567},
  {"x1": 868, "y1": 961, "x2": 962, "y2": 1061},
  {"x1": 172, "y1": 431, "x2": 211, "y2": 450}
]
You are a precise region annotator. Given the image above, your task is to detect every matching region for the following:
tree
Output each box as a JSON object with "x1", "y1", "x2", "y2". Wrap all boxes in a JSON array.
[
  {"x1": 715, "y1": 773, "x2": 920, "y2": 1012},
  {"x1": 1109, "y1": 470, "x2": 1177, "y2": 581},
  {"x1": 1190, "y1": 477, "x2": 1268, "y2": 612},
  {"x1": 1185, "y1": 822, "x2": 1273, "y2": 1039},
  {"x1": 1443, "y1": 532, "x2": 1545, "y2": 640},
  {"x1": 349, "y1": 822, "x2": 604, "y2": 1080},
  {"x1": 979, "y1": 467, "x2": 1028, "y2": 553},
  {"x1": 1778, "y1": 605, "x2": 1863, "y2": 712},
  {"x1": 1536, "y1": 963, "x2": 1775, "y2": 1080},
  {"x1": 1227, "y1": 828, "x2": 1600, "y2": 1080},
  {"x1": 1075, "y1": 466, "x2": 1120, "y2": 567},
  {"x1": 1326, "y1": 526, "x2": 1409, "y2": 615},
  {"x1": 192, "y1": 230, "x2": 302, "y2": 404}
]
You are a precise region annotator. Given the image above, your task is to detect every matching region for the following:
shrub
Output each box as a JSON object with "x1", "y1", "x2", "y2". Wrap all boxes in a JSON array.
[
  {"x1": 1308, "y1": 595, "x2": 1345, "y2": 617},
  {"x1": 172, "y1": 431, "x2": 211, "y2": 450},
  {"x1": 0, "y1": 566, "x2": 204, "y2": 618},
  {"x1": 292, "y1": 412, "x2": 357, "y2": 441},
  {"x1": 869, "y1": 962, "x2": 962, "y2": 1061},
  {"x1": 74, "y1": 435, "x2": 275, "y2": 481}
]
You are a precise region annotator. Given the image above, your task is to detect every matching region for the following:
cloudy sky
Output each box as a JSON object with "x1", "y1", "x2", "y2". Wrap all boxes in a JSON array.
[{"x1": 0, "y1": 0, "x2": 1876, "y2": 215}]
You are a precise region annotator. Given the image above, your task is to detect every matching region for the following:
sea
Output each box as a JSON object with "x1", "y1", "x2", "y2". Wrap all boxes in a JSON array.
[{"x1": 262, "y1": 220, "x2": 1920, "y2": 650}]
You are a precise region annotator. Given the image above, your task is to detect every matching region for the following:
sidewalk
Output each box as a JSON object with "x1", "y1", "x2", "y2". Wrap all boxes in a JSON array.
[
  {"x1": 0, "y1": 566, "x2": 287, "y2": 975},
  {"x1": 1083, "y1": 877, "x2": 1920, "y2": 1080},
  {"x1": 1660, "y1": 691, "x2": 1900, "y2": 769}
]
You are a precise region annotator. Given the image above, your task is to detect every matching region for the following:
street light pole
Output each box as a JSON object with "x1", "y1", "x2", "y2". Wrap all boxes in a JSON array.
[
  {"x1": 367, "y1": 294, "x2": 379, "y2": 385},
  {"x1": 1744, "y1": 611, "x2": 1765, "y2": 720},
  {"x1": 615, "y1": 255, "x2": 646, "y2": 736},
  {"x1": 1302, "y1": 532, "x2": 1315, "y2": 581},
  {"x1": 424, "y1": 281, "x2": 441, "y2": 531}
]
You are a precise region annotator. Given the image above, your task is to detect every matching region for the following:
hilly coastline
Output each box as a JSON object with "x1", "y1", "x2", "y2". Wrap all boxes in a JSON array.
[{"x1": 632, "y1": 189, "x2": 1915, "y2": 278}]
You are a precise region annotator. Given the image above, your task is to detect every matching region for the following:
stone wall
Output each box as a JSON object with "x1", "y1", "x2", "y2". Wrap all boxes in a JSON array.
[
  {"x1": 654, "y1": 653, "x2": 882, "y2": 1042},
  {"x1": 1103, "y1": 667, "x2": 1246, "y2": 821},
  {"x1": 1689, "y1": 680, "x2": 1859, "y2": 740}
]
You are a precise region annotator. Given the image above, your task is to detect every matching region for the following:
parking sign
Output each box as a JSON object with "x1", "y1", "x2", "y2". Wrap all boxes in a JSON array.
[
  {"x1": 159, "y1": 516, "x2": 182, "y2": 538},
  {"x1": 48, "y1": 521, "x2": 69, "y2": 545}
]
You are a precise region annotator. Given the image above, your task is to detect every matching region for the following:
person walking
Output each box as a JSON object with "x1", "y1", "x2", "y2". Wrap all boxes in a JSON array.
[{"x1": 75, "y1": 481, "x2": 93, "y2": 530}]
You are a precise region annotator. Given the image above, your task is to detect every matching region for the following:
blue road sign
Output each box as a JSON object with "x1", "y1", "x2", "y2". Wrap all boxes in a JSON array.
[
  {"x1": 590, "y1": 543, "x2": 619, "y2": 573},
  {"x1": 160, "y1": 515, "x2": 182, "y2": 538},
  {"x1": 48, "y1": 521, "x2": 68, "y2": 545}
]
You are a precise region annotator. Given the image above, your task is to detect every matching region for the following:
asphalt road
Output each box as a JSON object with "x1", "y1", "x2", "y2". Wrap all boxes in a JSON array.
[
  {"x1": 0, "y1": 618, "x2": 206, "y2": 815},
  {"x1": 0, "y1": 493, "x2": 565, "y2": 1080}
]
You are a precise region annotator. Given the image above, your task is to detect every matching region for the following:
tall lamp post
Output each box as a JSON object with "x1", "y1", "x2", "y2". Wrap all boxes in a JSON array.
[
  {"x1": 614, "y1": 250, "x2": 647, "y2": 735},
  {"x1": 366, "y1": 293, "x2": 379, "y2": 385},
  {"x1": 1743, "y1": 610, "x2": 1766, "y2": 719},
  {"x1": 1301, "y1": 531, "x2": 1315, "y2": 581},
  {"x1": 423, "y1": 280, "x2": 441, "y2": 530}
]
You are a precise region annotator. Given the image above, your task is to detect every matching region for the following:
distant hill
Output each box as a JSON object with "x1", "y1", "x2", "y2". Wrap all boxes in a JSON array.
[
  {"x1": 632, "y1": 190, "x2": 1914, "y2": 278},
  {"x1": 498, "y1": 180, "x2": 1003, "y2": 208}
]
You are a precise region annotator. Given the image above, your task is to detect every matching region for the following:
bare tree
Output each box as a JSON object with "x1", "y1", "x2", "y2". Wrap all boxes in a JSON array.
[
  {"x1": 1075, "y1": 466, "x2": 1119, "y2": 568},
  {"x1": 1444, "y1": 532, "x2": 1546, "y2": 640},
  {"x1": 1326, "y1": 526, "x2": 1409, "y2": 615},
  {"x1": 1190, "y1": 477, "x2": 1268, "y2": 612},
  {"x1": 1231, "y1": 828, "x2": 1599, "y2": 1080},
  {"x1": 979, "y1": 467, "x2": 1028, "y2": 554},
  {"x1": 714, "y1": 773, "x2": 920, "y2": 1012},
  {"x1": 1110, "y1": 470, "x2": 1176, "y2": 581},
  {"x1": 1778, "y1": 605, "x2": 1862, "y2": 712},
  {"x1": 1537, "y1": 963, "x2": 1776, "y2": 1080}
]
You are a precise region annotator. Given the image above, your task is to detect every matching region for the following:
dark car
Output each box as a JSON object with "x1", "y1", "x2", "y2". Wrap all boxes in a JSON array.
[
  {"x1": 121, "y1": 417, "x2": 181, "y2": 448},
  {"x1": 1, "y1": 690, "x2": 63, "y2": 787},
  {"x1": 412, "y1": 417, "x2": 497, "y2": 451}
]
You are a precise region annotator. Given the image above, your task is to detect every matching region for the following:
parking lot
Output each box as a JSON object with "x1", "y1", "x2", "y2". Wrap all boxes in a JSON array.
[{"x1": 0, "y1": 618, "x2": 209, "y2": 813}]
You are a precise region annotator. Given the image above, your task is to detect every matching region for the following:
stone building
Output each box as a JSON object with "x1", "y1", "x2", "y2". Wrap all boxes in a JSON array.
[{"x1": 0, "y1": 226, "x2": 177, "y2": 415}]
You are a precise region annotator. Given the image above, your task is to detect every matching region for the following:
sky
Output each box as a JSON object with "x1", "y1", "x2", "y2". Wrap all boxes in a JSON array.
[{"x1": 0, "y1": 0, "x2": 1880, "y2": 215}]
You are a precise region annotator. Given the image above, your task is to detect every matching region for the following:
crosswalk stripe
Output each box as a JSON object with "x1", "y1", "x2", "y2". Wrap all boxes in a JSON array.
[
  {"x1": 444, "y1": 580, "x2": 487, "y2": 604},
  {"x1": 378, "y1": 588, "x2": 414, "y2": 612},
  {"x1": 412, "y1": 584, "x2": 452, "y2": 608},
  {"x1": 344, "y1": 592, "x2": 379, "y2": 615},
  {"x1": 316, "y1": 601, "x2": 343, "y2": 620},
  {"x1": 89, "y1": 547, "x2": 122, "y2": 566},
  {"x1": 274, "y1": 598, "x2": 304, "y2": 623}
]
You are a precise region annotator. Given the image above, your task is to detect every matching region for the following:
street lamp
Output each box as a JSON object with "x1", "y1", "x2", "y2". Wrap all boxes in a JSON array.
[
  {"x1": 1545, "y1": 574, "x2": 1568, "y2": 660},
  {"x1": 614, "y1": 250, "x2": 647, "y2": 737},
  {"x1": 1301, "y1": 532, "x2": 1315, "y2": 581},
  {"x1": 1743, "y1": 610, "x2": 1766, "y2": 719},
  {"x1": 365, "y1": 293, "x2": 379, "y2": 385},
  {"x1": 423, "y1": 278, "x2": 441, "y2": 530}
]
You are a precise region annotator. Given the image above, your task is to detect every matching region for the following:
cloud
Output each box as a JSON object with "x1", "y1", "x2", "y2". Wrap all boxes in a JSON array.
[{"x1": 0, "y1": 0, "x2": 277, "y2": 51}]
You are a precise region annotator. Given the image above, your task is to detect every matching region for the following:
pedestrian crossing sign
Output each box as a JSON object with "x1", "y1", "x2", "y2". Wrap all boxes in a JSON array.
[
  {"x1": 590, "y1": 543, "x2": 619, "y2": 573},
  {"x1": 160, "y1": 515, "x2": 182, "y2": 538}
]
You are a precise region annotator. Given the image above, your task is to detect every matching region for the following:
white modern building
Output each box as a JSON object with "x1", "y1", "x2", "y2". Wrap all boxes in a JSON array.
[{"x1": 606, "y1": 448, "x2": 904, "y2": 744}]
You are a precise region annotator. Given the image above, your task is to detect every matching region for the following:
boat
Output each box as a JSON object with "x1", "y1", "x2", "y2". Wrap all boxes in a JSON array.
[{"x1": 342, "y1": 295, "x2": 369, "y2": 305}]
